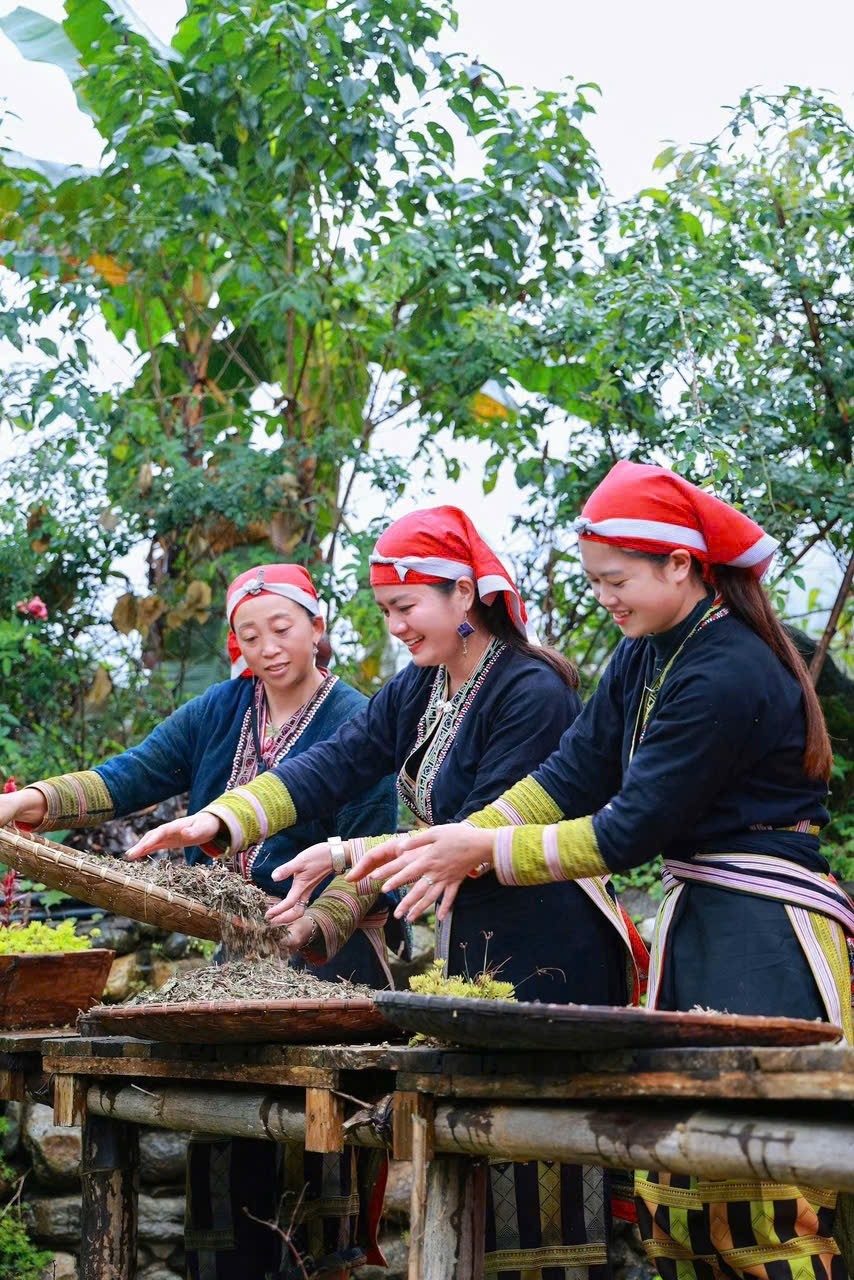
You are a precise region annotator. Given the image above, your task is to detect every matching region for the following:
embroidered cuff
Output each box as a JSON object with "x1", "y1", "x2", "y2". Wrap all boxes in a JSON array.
[
  {"x1": 204, "y1": 773, "x2": 297, "y2": 854},
  {"x1": 466, "y1": 777, "x2": 564, "y2": 830},
  {"x1": 346, "y1": 834, "x2": 396, "y2": 895},
  {"x1": 493, "y1": 816, "x2": 608, "y2": 886},
  {"x1": 30, "y1": 770, "x2": 114, "y2": 830},
  {"x1": 305, "y1": 875, "x2": 381, "y2": 962}
]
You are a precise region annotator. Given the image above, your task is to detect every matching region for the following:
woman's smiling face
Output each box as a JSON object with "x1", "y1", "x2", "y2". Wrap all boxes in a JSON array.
[
  {"x1": 373, "y1": 579, "x2": 474, "y2": 667},
  {"x1": 580, "y1": 542, "x2": 701, "y2": 638}
]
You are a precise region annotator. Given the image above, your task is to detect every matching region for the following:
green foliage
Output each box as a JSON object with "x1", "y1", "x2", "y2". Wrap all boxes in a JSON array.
[
  {"x1": 0, "y1": 919, "x2": 93, "y2": 954},
  {"x1": 0, "y1": 5, "x2": 849, "y2": 848},
  {"x1": 0, "y1": 0, "x2": 603, "y2": 764},
  {"x1": 0, "y1": 1210, "x2": 53, "y2": 1280},
  {"x1": 409, "y1": 958, "x2": 516, "y2": 1001}
]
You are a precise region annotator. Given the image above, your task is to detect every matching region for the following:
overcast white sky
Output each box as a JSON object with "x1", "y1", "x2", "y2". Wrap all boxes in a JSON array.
[{"x1": 0, "y1": 0, "x2": 850, "y2": 604}]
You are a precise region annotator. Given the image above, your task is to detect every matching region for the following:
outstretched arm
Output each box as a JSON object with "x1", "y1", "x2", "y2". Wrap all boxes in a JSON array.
[{"x1": 125, "y1": 679, "x2": 404, "y2": 860}]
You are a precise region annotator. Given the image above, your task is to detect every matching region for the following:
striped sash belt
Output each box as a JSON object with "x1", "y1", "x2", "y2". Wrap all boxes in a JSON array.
[{"x1": 648, "y1": 852, "x2": 854, "y2": 1039}]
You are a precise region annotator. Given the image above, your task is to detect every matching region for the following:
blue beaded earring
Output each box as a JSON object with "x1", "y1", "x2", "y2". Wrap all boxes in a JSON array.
[{"x1": 457, "y1": 615, "x2": 475, "y2": 656}]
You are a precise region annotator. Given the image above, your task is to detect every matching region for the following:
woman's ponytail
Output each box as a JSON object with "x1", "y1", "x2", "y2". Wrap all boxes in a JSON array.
[{"x1": 713, "y1": 565, "x2": 833, "y2": 781}]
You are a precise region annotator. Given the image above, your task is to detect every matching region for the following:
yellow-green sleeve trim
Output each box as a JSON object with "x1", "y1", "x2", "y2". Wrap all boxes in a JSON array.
[
  {"x1": 493, "y1": 815, "x2": 608, "y2": 886},
  {"x1": 465, "y1": 776, "x2": 564, "y2": 830},
  {"x1": 204, "y1": 773, "x2": 297, "y2": 854},
  {"x1": 30, "y1": 770, "x2": 114, "y2": 830}
]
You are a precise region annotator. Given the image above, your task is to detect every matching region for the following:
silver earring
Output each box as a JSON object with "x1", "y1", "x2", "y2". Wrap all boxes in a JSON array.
[
  {"x1": 312, "y1": 643, "x2": 319, "y2": 662},
  {"x1": 457, "y1": 614, "x2": 475, "y2": 657}
]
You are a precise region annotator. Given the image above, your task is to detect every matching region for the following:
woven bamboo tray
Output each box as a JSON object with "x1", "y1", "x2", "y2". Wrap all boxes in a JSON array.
[
  {"x1": 373, "y1": 992, "x2": 843, "y2": 1051},
  {"x1": 81, "y1": 998, "x2": 391, "y2": 1044},
  {"x1": 0, "y1": 827, "x2": 244, "y2": 944}
]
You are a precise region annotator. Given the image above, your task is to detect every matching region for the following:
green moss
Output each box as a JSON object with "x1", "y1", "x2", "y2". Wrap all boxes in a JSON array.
[
  {"x1": 409, "y1": 959, "x2": 516, "y2": 1001},
  {"x1": 0, "y1": 920, "x2": 92, "y2": 954}
]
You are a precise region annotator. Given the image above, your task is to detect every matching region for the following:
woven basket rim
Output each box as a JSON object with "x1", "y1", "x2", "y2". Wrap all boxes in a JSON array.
[
  {"x1": 89, "y1": 996, "x2": 381, "y2": 1016},
  {"x1": 0, "y1": 826, "x2": 240, "y2": 936}
]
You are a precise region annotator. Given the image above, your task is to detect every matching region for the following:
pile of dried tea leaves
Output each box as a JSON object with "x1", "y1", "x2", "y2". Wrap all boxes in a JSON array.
[
  {"x1": 128, "y1": 958, "x2": 374, "y2": 1005},
  {"x1": 57, "y1": 846, "x2": 281, "y2": 958}
]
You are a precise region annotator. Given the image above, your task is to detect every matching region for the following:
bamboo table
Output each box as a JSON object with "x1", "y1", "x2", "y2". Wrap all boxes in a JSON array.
[{"x1": 5, "y1": 1032, "x2": 854, "y2": 1280}]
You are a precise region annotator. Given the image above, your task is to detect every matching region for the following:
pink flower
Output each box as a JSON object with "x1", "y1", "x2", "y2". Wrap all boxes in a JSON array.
[
  {"x1": 15, "y1": 596, "x2": 48, "y2": 621},
  {"x1": 3, "y1": 779, "x2": 17, "y2": 794}
]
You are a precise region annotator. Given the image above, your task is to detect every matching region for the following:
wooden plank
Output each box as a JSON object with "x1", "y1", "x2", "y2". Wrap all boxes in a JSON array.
[
  {"x1": 44, "y1": 1055, "x2": 338, "y2": 1089},
  {"x1": 407, "y1": 1113, "x2": 429, "y2": 1280},
  {"x1": 57, "y1": 1035, "x2": 441, "y2": 1072},
  {"x1": 54, "y1": 1074, "x2": 86, "y2": 1126},
  {"x1": 0, "y1": 1069, "x2": 26, "y2": 1102},
  {"x1": 397, "y1": 1069, "x2": 854, "y2": 1102},
  {"x1": 393, "y1": 1091, "x2": 435, "y2": 1162},
  {"x1": 304, "y1": 1088, "x2": 345, "y2": 1154},
  {"x1": 0, "y1": 1029, "x2": 72, "y2": 1054},
  {"x1": 421, "y1": 1155, "x2": 486, "y2": 1279},
  {"x1": 80, "y1": 1111, "x2": 138, "y2": 1280}
]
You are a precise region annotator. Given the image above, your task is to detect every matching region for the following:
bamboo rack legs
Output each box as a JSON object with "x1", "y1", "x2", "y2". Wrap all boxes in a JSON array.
[{"x1": 79, "y1": 1112, "x2": 139, "y2": 1280}]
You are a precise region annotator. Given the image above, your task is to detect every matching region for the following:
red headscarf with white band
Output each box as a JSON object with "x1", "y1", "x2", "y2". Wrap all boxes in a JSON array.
[
  {"x1": 226, "y1": 564, "x2": 321, "y2": 679},
  {"x1": 574, "y1": 461, "x2": 778, "y2": 579},
  {"x1": 369, "y1": 506, "x2": 528, "y2": 635}
]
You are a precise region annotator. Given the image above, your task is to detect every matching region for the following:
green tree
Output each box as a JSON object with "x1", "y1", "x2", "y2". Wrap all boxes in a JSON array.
[
  {"x1": 0, "y1": 0, "x2": 600, "y2": 762},
  {"x1": 493, "y1": 88, "x2": 852, "y2": 679}
]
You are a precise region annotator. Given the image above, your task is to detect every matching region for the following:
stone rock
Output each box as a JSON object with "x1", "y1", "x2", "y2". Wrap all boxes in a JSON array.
[
  {"x1": 609, "y1": 1217, "x2": 658, "y2": 1280},
  {"x1": 2, "y1": 1100, "x2": 22, "y2": 1157},
  {"x1": 25, "y1": 1191, "x2": 185, "y2": 1247},
  {"x1": 383, "y1": 1159, "x2": 412, "y2": 1219},
  {"x1": 618, "y1": 888, "x2": 660, "y2": 923},
  {"x1": 139, "y1": 1129, "x2": 189, "y2": 1184},
  {"x1": 137, "y1": 1267, "x2": 182, "y2": 1280},
  {"x1": 160, "y1": 932, "x2": 189, "y2": 960},
  {"x1": 25, "y1": 1193, "x2": 81, "y2": 1244},
  {"x1": 138, "y1": 1194, "x2": 186, "y2": 1243},
  {"x1": 358, "y1": 1232, "x2": 407, "y2": 1279},
  {"x1": 77, "y1": 915, "x2": 141, "y2": 956},
  {"x1": 149, "y1": 957, "x2": 177, "y2": 990},
  {"x1": 23, "y1": 1103, "x2": 81, "y2": 1188},
  {"x1": 150, "y1": 954, "x2": 208, "y2": 991},
  {"x1": 103, "y1": 951, "x2": 143, "y2": 1002},
  {"x1": 40, "y1": 1250, "x2": 77, "y2": 1279}
]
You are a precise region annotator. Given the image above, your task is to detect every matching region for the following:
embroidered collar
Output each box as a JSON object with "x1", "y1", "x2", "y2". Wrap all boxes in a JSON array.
[{"x1": 398, "y1": 637, "x2": 505, "y2": 824}]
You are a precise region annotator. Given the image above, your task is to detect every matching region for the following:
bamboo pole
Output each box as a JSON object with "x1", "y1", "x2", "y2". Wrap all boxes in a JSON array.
[{"x1": 85, "y1": 1083, "x2": 854, "y2": 1191}]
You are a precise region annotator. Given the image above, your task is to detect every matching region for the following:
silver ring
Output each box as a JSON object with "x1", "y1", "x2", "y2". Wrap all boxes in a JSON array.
[
  {"x1": 422, "y1": 876, "x2": 435, "y2": 887},
  {"x1": 297, "y1": 899, "x2": 309, "y2": 908}
]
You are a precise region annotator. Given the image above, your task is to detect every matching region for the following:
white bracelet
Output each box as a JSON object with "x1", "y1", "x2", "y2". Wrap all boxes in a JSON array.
[{"x1": 328, "y1": 835, "x2": 347, "y2": 874}]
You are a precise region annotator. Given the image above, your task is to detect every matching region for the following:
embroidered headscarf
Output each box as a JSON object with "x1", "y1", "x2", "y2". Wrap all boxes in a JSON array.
[
  {"x1": 574, "y1": 461, "x2": 778, "y2": 579},
  {"x1": 226, "y1": 564, "x2": 321, "y2": 678},
  {"x1": 369, "y1": 506, "x2": 528, "y2": 635}
]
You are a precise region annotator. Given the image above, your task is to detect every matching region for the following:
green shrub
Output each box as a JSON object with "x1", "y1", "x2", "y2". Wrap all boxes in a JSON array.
[{"x1": 0, "y1": 1212, "x2": 53, "y2": 1280}]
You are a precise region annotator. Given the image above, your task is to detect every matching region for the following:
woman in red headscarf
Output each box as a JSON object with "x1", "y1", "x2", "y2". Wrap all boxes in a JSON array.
[
  {"x1": 0, "y1": 562, "x2": 398, "y2": 1280},
  {"x1": 128, "y1": 506, "x2": 639, "y2": 1280},
  {"x1": 352, "y1": 463, "x2": 852, "y2": 1280}
]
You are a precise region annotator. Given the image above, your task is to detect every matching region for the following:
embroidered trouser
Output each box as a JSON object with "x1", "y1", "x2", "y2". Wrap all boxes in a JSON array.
[
  {"x1": 485, "y1": 1159, "x2": 611, "y2": 1280},
  {"x1": 641, "y1": 882, "x2": 852, "y2": 1280},
  {"x1": 635, "y1": 1171, "x2": 846, "y2": 1280}
]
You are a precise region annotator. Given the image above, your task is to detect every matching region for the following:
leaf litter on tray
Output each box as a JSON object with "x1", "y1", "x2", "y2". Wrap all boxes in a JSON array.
[{"x1": 127, "y1": 959, "x2": 374, "y2": 1005}]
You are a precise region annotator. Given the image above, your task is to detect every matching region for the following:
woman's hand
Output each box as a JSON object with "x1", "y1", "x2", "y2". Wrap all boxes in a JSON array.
[
  {"x1": 345, "y1": 825, "x2": 495, "y2": 923},
  {"x1": 124, "y1": 812, "x2": 222, "y2": 861},
  {"x1": 0, "y1": 787, "x2": 47, "y2": 829},
  {"x1": 275, "y1": 913, "x2": 318, "y2": 955},
  {"x1": 265, "y1": 842, "x2": 334, "y2": 926}
]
